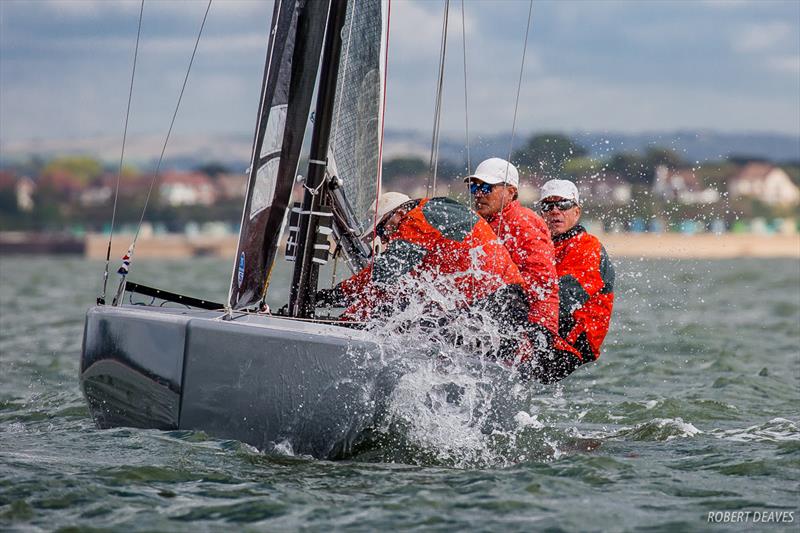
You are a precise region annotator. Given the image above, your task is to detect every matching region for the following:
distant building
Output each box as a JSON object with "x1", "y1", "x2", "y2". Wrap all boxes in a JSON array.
[
  {"x1": 16, "y1": 177, "x2": 34, "y2": 212},
  {"x1": 159, "y1": 171, "x2": 216, "y2": 206},
  {"x1": 80, "y1": 172, "x2": 157, "y2": 206},
  {"x1": 40, "y1": 170, "x2": 85, "y2": 200},
  {"x1": 652, "y1": 165, "x2": 720, "y2": 204},
  {"x1": 214, "y1": 173, "x2": 247, "y2": 201},
  {"x1": 577, "y1": 173, "x2": 632, "y2": 205},
  {"x1": 80, "y1": 180, "x2": 112, "y2": 207},
  {"x1": 0, "y1": 171, "x2": 35, "y2": 212},
  {"x1": 727, "y1": 163, "x2": 800, "y2": 207}
]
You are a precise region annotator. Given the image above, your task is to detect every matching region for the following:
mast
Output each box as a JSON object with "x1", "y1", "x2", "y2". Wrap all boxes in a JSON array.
[
  {"x1": 227, "y1": 0, "x2": 330, "y2": 310},
  {"x1": 289, "y1": 0, "x2": 349, "y2": 318}
]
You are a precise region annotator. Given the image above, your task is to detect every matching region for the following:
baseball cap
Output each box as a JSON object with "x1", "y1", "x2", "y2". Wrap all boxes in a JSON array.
[
  {"x1": 464, "y1": 157, "x2": 520, "y2": 187},
  {"x1": 540, "y1": 179, "x2": 580, "y2": 204},
  {"x1": 362, "y1": 191, "x2": 412, "y2": 237}
]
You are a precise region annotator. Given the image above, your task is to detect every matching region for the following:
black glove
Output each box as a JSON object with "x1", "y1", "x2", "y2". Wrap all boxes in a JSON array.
[{"x1": 315, "y1": 288, "x2": 341, "y2": 307}]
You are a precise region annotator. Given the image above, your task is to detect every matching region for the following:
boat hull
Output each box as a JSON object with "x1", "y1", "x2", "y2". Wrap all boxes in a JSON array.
[{"x1": 80, "y1": 305, "x2": 382, "y2": 458}]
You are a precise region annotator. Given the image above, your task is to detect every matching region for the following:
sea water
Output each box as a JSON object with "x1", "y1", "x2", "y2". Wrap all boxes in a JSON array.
[{"x1": 1, "y1": 256, "x2": 798, "y2": 530}]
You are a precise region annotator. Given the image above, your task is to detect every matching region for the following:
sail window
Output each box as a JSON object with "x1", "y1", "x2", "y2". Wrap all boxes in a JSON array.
[
  {"x1": 249, "y1": 158, "x2": 280, "y2": 218},
  {"x1": 260, "y1": 104, "x2": 288, "y2": 158}
]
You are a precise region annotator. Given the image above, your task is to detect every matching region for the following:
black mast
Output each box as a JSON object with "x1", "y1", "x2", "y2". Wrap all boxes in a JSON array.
[
  {"x1": 289, "y1": 0, "x2": 349, "y2": 318},
  {"x1": 227, "y1": 0, "x2": 329, "y2": 310}
]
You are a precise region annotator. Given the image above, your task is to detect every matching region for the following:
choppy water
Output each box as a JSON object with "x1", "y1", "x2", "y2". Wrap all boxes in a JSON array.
[{"x1": 1, "y1": 256, "x2": 798, "y2": 531}]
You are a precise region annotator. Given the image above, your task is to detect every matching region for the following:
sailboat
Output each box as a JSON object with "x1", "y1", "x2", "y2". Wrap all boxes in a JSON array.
[
  {"x1": 80, "y1": 0, "x2": 538, "y2": 459},
  {"x1": 80, "y1": 0, "x2": 395, "y2": 458}
]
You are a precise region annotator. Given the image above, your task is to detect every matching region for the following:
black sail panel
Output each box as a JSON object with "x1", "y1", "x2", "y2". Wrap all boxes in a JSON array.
[{"x1": 228, "y1": 0, "x2": 330, "y2": 310}]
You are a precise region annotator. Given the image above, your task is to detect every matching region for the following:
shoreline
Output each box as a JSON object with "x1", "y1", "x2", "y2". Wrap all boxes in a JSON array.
[
  {"x1": 1, "y1": 232, "x2": 798, "y2": 259},
  {"x1": 599, "y1": 232, "x2": 799, "y2": 259}
]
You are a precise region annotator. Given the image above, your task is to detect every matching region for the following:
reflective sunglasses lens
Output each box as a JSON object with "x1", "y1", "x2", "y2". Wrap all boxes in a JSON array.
[
  {"x1": 541, "y1": 200, "x2": 575, "y2": 212},
  {"x1": 470, "y1": 183, "x2": 492, "y2": 195}
]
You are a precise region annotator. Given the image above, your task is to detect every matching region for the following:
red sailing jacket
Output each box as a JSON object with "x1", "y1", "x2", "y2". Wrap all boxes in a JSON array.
[
  {"x1": 553, "y1": 225, "x2": 615, "y2": 361},
  {"x1": 336, "y1": 197, "x2": 524, "y2": 320},
  {"x1": 485, "y1": 200, "x2": 559, "y2": 333}
]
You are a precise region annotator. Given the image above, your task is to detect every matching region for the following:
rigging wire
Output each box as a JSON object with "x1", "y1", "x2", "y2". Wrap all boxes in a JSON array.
[
  {"x1": 460, "y1": 0, "x2": 471, "y2": 178},
  {"x1": 426, "y1": 0, "x2": 450, "y2": 198},
  {"x1": 460, "y1": 0, "x2": 473, "y2": 213},
  {"x1": 112, "y1": 0, "x2": 212, "y2": 305},
  {"x1": 101, "y1": 0, "x2": 144, "y2": 303},
  {"x1": 459, "y1": 0, "x2": 476, "y2": 302},
  {"x1": 369, "y1": 0, "x2": 392, "y2": 270},
  {"x1": 505, "y1": 0, "x2": 533, "y2": 171},
  {"x1": 129, "y1": 0, "x2": 212, "y2": 264},
  {"x1": 376, "y1": 0, "x2": 391, "y2": 207},
  {"x1": 496, "y1": 0, "x2": 534, "y2": 237}
]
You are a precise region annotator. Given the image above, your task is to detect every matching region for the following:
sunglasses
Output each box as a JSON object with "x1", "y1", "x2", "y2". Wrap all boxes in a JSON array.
[
  {"x1": 469, "y1": 182, "x2": 494, "y2": 195},
  {"x1": 540, "y1": 199, "x2": 577, "y2": 212}
]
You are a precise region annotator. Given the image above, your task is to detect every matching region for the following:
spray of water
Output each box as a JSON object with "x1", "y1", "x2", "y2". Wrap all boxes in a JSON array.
[{"x1": 337, "y1": 273, "x2": 582, "y2": 468}]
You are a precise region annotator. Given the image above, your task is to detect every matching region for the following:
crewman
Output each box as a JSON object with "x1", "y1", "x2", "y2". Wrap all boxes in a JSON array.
[
  {"x1": 466, "y1": 158, "x2": 582, "y2": 383},
  {"x1": 318, "y1": 192, "x2": 530, "y2": 362},
  {"x1": 540, "y1": 179, "x2": 615, "y2": 367},
  {"x1": 464, "y1": 158, "x2": 558, "y2": 331}
]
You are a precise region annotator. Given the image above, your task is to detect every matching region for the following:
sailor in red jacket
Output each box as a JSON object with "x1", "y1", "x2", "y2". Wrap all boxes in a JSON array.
[
  {"x1": 540, "y1": 179, "x2": 615, "y2": 367},
  {"x1": 465, "y1": 158, "x2": 583, "y2": 383},
  {"x1": 319, "y1": 193, "x2": 530, "y2": 361},
  {"x1": 464, "y1": 158, "x2": 558, "y2": 332}
]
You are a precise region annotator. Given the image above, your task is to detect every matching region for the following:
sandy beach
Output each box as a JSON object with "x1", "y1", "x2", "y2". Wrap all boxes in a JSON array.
[
  {"x1": 80, "y1": 232, "x2": 800, "y2": 260},
  {"x1": 599, "y1": 232, "x2": 799, "y2": 259}
]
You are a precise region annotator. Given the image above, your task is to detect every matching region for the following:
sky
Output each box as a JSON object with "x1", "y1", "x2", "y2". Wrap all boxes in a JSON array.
[{"x1": 1, "y1": 0, "x2": 798, "y2": 147}]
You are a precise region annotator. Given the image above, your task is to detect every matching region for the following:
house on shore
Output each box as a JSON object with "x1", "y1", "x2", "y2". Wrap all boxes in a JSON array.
[
  {"x1": 652, "y1": 165, "x2": 720, "y2": 204},
  {"x1": 577, "y1": 173, "x2": 632, "y2": 206},
  {"x1": 214, "y1": 173, "x2": 247, "y2": 201},
  {"x1": 0, "y1": 171, "x2": 35, "y2": 212},
  {"x1": 159, "y1": 171, "x2": 216, "y2": 206},
  {"x1": 727, "y1": 163, "x2": 800, "y2": 207}
]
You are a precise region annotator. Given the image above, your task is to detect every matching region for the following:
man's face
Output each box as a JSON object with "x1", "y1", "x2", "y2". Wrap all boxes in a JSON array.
[
  {"x1": 541, "y1": 196, "x2": 581, "y2": 236},
  {"x1": 378, "y1": 207, "x2": 408, "y2": 241},
  {"x1": 470, "y1": 180, "x2": 516, "y2": 218}
]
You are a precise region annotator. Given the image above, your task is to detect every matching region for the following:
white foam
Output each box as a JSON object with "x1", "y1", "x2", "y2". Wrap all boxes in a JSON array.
[
  {"x1": 709, "y1": 417, "x2": 799, "y2": 443},
  {"x1": 271, "y1": 439, "x2": 295, "y2": 456},
  {"x1": 514, "y1": 410, "x2": 544, "y2": 429}
]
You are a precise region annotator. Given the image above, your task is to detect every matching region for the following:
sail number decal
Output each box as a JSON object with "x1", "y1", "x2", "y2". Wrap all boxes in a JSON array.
[{"x1": 238, "y1": 252, "x2": 246, "y2": 287}]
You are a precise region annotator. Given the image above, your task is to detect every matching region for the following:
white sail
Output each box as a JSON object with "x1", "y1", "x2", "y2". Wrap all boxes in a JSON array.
[{"x1": 328, "y1": 0, "x2": 388, "y2": 236}]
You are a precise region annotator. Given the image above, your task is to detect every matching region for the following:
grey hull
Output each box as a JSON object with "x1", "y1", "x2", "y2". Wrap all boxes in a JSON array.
[{"x1": 80, "y1": 305, "x2": 384, "y2": 458}]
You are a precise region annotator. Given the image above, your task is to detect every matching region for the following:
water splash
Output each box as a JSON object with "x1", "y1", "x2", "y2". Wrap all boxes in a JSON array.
[{"x1": 337, "y1": 275, "x2": 582, "y2": 467}]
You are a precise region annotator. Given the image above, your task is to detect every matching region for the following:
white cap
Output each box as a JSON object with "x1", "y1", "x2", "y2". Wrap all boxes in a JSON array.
[
  {"x1": 362, "y1": 191, "x2": 412, "y2": 236},
  {"x1": 540, "y1": 179, "x2": 580, "y2": 204},
  {"x1": 464, "y1": 157, "x2": 519, "y2": 187}
]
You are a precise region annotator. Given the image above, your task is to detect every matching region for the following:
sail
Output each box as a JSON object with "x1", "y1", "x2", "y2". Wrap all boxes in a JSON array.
[
  {"x1": 328, "y1": 0, "x2": 388, "y2": 240},
  {"x1": 228, "y1": 0, "x2": 330, "y2": 310}
]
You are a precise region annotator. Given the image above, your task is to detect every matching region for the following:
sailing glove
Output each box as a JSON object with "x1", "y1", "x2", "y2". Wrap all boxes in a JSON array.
[{"x1": 315, "y1": 288, "x2": 342, "y2": 307}]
